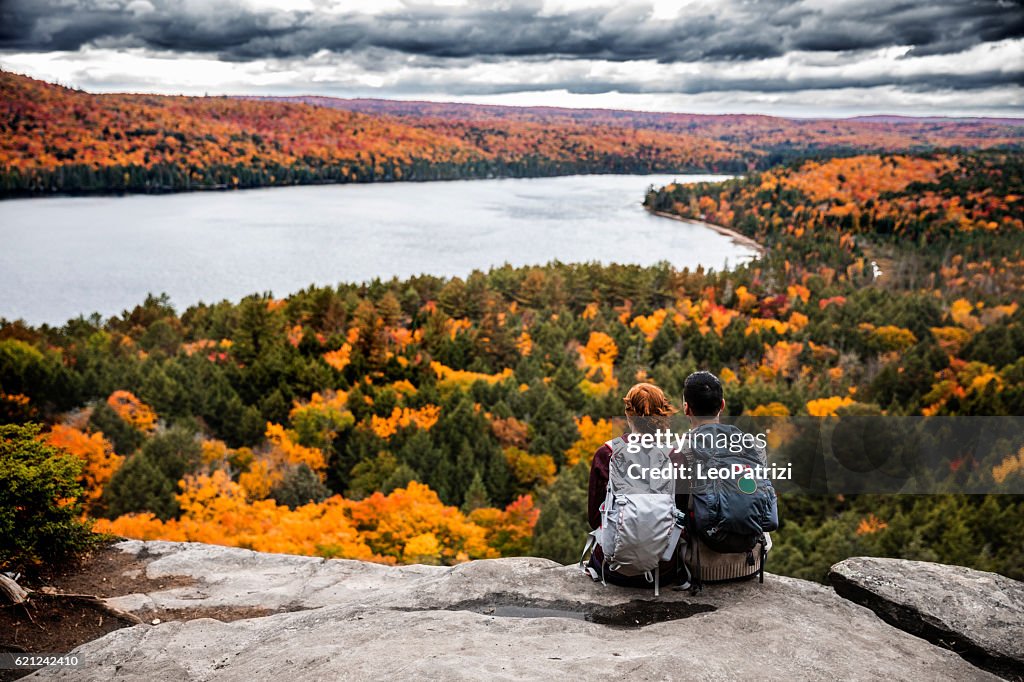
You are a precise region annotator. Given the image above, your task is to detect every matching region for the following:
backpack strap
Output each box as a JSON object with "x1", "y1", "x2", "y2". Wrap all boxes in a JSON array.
[
  {"x1": 691, "y1": 535, "x2": 703, "y2": 595},
  {"x1": 661, "y1": 521, "x2": 684, "y2": 562},
  {"x1": 674, "y1": 546, "x2": 692, "y2": 592},
  {"x1": 683, "y1": 492, "x2": 704, "y2": 595},
  {"x1": 758, "y1": 534, "x2": 767, "y2": 584},
  {"x1": 603, "y1": 436, "x2": 626, "y2": 459},
  {"x1": 579, "y1": 530, "x2": 599, "y2": 572},
  {"x1": 580, "y1": 438, "x2": 623, "y2": 586}
]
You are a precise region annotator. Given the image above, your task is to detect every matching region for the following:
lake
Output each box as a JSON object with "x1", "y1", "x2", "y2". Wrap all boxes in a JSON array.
[{"x1": 0, "y1": 174, "x2": 756, "y2": 326}]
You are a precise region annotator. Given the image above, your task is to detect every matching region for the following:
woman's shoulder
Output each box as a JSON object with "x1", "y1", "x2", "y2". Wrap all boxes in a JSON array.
[{"x1": 592, "y1": 433, "x2": 628, "y2": 466}]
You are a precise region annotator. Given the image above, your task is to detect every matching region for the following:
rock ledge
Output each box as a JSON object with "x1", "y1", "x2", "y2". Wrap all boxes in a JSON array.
[
  {"x1": 830, "y1": 557, "x2": 1023, "y2": 680},
  {"x1": 28, "y1": 542, "x2": 1008, "y2": 681}
]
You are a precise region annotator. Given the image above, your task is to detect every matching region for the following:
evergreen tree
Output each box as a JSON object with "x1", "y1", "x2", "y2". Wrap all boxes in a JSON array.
[
  {"x1": 89, "y1": 401, "x2": 144, "y2": 455},
  {"x1": 270, "y1": 464, "x2": 331, "y2": 509},
  {"x1": 528, "y1": 391, "x2": 579, "y2": 463},
  {"x1": 462, "y1": 471, "x2": 491, "y2": 512},
  {"x1": 1, "y1": 423, "x2": 95, "y2": 566},
  {"x1": 103, "y1": 450, "x2": 178, "y2": 520},
  {"x1": 532, "y1": 461, "x2": 590, "y2": 565},
  {"x1": 140, "y1": 426, "x2": 202, "y2": 483}
]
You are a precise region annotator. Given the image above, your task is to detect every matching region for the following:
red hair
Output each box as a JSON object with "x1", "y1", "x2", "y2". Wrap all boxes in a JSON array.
[{"x1": 623, "y1": 383, "x2": 677, "y2": 432}]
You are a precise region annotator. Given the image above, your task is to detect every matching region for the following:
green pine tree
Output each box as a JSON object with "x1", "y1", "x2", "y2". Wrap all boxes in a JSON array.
[
  {"x1": 532, "y1": 461, "x2": 590, "y2": 565},
  {"x1": 462, "y1": 471, "x2": 492, "y2": 512}
]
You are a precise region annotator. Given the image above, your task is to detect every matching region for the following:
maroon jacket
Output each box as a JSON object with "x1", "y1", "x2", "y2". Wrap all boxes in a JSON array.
[{"x1": 587, "y1": 437, "x2": 619, "y2": 531}]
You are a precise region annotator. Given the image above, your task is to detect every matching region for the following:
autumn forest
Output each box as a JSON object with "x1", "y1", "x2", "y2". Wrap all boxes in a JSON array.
[
  {"x1": 1, "y1": 71, "x2": 1023, "y2": 583},
  {"x1": 2, "y1": 70, "x2": 1023, "y2": 196}
]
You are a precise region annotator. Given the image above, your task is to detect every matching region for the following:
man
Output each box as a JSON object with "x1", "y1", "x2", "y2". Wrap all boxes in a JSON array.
[{"x1": 675, "y1": 370, "x2": 774, "y2": 586}]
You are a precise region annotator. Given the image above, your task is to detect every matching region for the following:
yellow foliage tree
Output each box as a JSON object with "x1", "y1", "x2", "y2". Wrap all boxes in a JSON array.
[
  {"x1": 468, "y1": 494, "x2": 540, "y2": 556},
  {"x1": 265, "y1": 423, "x2": 327, "y2": 476},
  {"x1": 806, "y1": 396, "x2": 856, "y2": 416},
  {"x1": 504, "y1": 447, "x2": 556, "y2": 488},
  {"x1": 369, "y1": 406, "x2": 441, "y2": 439},
  {"x1": 630, "y1": 309, "x2": 670, "y2": 341},
  {"x1": 993, "y1": 447, "x2": 1024, "y2": 485},
  {"x1": 872, "y1": 325, "x2": 918, "y2": 351},
  {"x1": 748, "y1": 402, "x2": 791, "y2": 417},
  {"x1": 578, "y1": 332, "x2": 618, "y2": 397},
  {"x1": 564, "y1": 416, "x2": 615, "y2": 466},
  {"x1": 431, "y1": 361, "x2": 514, "y2": 391},
  {"x1": 930, "y1": 326, "x2": 972, "y2": 355},
  {"x1": 761, "y1": 341, "x2": 804, "y2": 379},
  {"x1": 402, "y1": 533, "x2": 442, "y2": 564},
  {"x1": 346, "y1": 481, "x2": 497, "y2": 563},
  {"x1": 949, "y1": 298, "x2": 983, "y2": 332}
]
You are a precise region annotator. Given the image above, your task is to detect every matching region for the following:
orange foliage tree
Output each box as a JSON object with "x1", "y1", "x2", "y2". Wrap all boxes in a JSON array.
[
  {"x1": 45, "y1": 425, "x2": 123, "y2": 509},
  {"x1": 106, "y1": 390, "x2": 158, "y2": 433}
]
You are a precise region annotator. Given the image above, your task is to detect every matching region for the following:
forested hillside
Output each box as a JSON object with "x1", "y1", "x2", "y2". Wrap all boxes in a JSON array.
[
  {"x1": 2, "y1": 70, "x2": 1022, "y2": 196},
  {"x1": 269, "y1": 95, "x2": 1024, "y2": 167},
  {"x1": 2, "y1": 150, "x2": 1022, "y2": 580}
]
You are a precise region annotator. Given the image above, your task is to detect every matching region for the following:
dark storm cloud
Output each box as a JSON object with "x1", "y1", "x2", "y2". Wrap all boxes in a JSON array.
[
  {"x1": 367, "y1": 67, "x2": 1022, "y2": 97},
  {"x1": 2, "y1": 0, "x2": 1022, "y2": 65}
]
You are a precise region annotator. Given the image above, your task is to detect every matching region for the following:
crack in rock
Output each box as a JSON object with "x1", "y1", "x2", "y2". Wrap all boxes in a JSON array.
[{"x1": 406, "y1": 592, "x2": 717, "y2": 629}]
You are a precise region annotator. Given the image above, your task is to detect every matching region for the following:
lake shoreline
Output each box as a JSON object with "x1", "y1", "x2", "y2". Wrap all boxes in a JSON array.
[
  {"x1": 0, "y1": 169, "x2": 729, "y2": 202},
  {"x1": 646, "y1": 207, "x2": 766, "y2": 256}
]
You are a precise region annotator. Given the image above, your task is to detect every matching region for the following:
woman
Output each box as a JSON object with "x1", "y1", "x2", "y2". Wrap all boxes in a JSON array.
[{"x1": 585, "y1": 382, "x2": 681, "y2": 587}]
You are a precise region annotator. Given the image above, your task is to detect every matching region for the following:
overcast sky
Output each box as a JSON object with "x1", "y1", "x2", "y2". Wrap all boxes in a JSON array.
[{"x1": 1, "y1": 0, "x2": 1022, "y2": 117}]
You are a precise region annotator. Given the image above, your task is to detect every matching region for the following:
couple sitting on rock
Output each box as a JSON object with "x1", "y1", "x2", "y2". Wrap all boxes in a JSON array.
[{"x1": 583, "y1": 371, "x2": 777, "y2": 593}]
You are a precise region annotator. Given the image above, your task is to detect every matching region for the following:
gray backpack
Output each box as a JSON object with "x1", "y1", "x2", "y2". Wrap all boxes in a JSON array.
[{"x1": 579, "y1": 436, "x2": 683, "y2": 596}]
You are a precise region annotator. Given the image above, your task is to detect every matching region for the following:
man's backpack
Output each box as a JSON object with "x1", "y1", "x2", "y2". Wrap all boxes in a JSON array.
[
  {"x1": 681, "y1": 422, "x2": 779, "y2": 593},
  {"x1": 579, "y1": 436, "x2": 683, "y2": 596}
]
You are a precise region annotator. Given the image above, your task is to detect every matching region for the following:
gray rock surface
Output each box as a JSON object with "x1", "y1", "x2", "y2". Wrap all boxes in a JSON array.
[
  {"x1": 106, "y1": 539, "x2": 445, "y2": 613},
  {"x1": 31, "y1": 542, "x2": 1000, "y2": 681},
  {"x1": 830, "y1": 557, "x2": 1024, "y2": 680}
]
